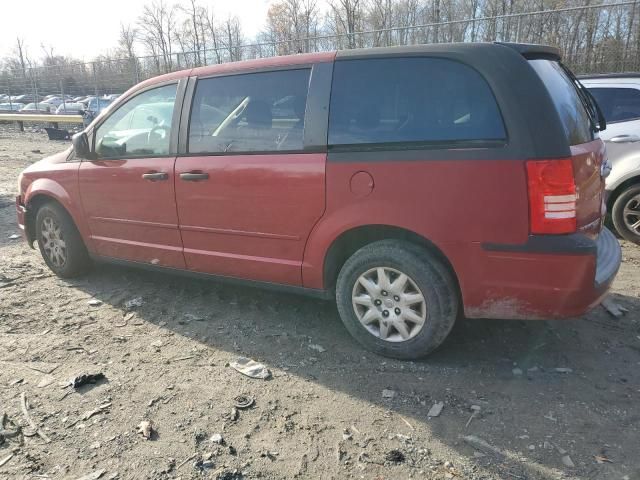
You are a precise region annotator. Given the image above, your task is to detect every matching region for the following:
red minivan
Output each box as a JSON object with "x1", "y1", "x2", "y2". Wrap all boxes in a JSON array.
[{"x1": 16, "y1": 42, "x2": 621, "y2": 359}]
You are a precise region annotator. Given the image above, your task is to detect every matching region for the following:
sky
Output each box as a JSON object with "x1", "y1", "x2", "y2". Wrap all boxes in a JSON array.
[{"x1": 0, "y1": 0, "x2": 274, "y2": 62}]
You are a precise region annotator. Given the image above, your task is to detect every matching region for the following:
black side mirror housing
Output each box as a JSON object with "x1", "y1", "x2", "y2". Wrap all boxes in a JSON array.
[{"x1": 72, "y1": 132, "x2": 91, "y2": 159}]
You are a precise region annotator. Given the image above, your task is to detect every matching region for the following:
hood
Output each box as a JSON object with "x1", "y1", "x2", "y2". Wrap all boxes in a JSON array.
[{"x1": 24, "y1": 147, "x2": 73, "y2": 173}]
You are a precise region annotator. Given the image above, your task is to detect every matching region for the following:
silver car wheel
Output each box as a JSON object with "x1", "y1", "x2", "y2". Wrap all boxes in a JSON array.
[
  {"x1": 623, "y1": 194, "x2": 640, "y2": 234},
  {"x1": 352, "y1": 266, "x2": 427, "y2": 342},
  {"x1": 41, "y1": 216, "x2": 67, "y2": 268}
]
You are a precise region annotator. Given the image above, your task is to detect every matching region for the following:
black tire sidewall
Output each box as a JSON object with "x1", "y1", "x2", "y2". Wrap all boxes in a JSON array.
[
  {"x1": 612, "y1": 185, "x2": 640, "y2": 245},
  {"x1": 336, "y1": 240, "x2": 458, "y2": 360},
  {"x1": 35, "y1": 203, "x2": 89, "y2": 277}
]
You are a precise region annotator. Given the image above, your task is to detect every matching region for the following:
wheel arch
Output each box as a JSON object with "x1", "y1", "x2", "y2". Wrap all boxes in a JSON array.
[
  {"x1": 24, "y1": 192, "x2": 86, "y2": 249},
  {"x1": 322, "y1": 224, "x2": 460, "y2": 296},
  {"x1": 607, "y1": 175, "x2": 640, "y2": 212}
]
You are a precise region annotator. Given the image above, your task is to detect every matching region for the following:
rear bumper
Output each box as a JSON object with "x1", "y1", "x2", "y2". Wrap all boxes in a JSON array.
[{"x1": 463, "y1": 228, "x2": 621, "y2": 319}]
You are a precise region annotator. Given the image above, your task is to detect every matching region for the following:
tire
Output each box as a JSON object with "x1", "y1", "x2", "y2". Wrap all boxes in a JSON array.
[
  {"x1": 611, "y1": 184, "x2": 640, "y2": 245},
  {"x1": 335, "y1": 240, "x2": 458, "y2": 360},
  {"x1": 35, "y1": 202, "x2": 91, "y2": 277}
]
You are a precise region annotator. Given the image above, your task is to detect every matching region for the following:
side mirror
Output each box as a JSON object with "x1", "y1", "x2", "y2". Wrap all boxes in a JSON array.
[{"x1": 72, "y1": 132, "x2": 91, "y2": 159}]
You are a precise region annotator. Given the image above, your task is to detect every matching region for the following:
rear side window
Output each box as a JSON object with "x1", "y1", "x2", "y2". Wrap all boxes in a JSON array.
[
  {"x1": 529, "y1": 60, "x2": 594, "y2": 145},
  {"x1": 328, "y1": 57, "x2": 506, "y2": 149},
  {"x1": 188, "y1": 69, "x2": 310, "y2": 154},
  {"x1": 588, "y1": 87, "x2": 640, "y2": 123}
]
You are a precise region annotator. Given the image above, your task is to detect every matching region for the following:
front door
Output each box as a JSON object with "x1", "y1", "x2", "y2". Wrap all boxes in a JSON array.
[
  {"x1": 174, "y1": 68, "x2": 326, "y2": 285},
  {"x1": 79, "y1": 83, "x2": 186, "y2": 268}
]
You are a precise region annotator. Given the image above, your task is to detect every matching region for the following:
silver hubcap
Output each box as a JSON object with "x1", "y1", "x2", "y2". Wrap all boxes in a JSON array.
[
  {"x1": 623, "y1": 194, "x2": 640, "y2": 235},
  {"x1": 41, "y1": 216, "x2": 67, "y2": 268},
  {"x1": 352, "y1": 267, "x2": 427, "y2": 343}
]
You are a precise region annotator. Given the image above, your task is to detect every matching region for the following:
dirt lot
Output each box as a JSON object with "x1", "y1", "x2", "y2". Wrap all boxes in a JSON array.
[{"x1": 0, "y1": 127, "x2": 639, "y2": 480}]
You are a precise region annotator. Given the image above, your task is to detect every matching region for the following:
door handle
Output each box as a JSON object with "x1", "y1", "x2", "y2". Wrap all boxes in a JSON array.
[
  {"x1": 180, "y1": 172, "x2": 209, "y2": 181},
  {"x1": 142, "y1": 172, "x2": 168, "y2": 181},
  {"x1": 609, "y1": 134, "x2": 640, "y2": 143}
]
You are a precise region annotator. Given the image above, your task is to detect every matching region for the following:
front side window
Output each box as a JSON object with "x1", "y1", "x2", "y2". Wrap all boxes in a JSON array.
[
  {"x1": 328, "y1": 57, "x2": 506, "y2": 149},
  {"x1": 188, "y1": 69, "x2": 311, "y2": 154},
  {"x1": 94, "y1": 84, "x2": 177, "y2": 159},
  {"x1": 588, "y1": 87, "x2": 640, "y2": 124}
]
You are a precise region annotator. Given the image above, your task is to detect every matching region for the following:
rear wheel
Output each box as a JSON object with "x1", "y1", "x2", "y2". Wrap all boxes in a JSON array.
[
  {"x1": 35, "y1": 202, "x2": 91, "y2": 277},
  {"x1": 612, "y1": 184, "x2": 640, "y2": 245},
  {"x1": 335, "y1": 240, "x2": 458, "y2": 359}
]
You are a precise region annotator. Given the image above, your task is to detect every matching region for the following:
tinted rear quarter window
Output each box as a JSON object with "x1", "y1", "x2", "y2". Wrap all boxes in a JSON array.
[
  {"x1": 328, "y1": 57, "x2": 506, "y2": 149},
  {"x1": 529, "y1": 59, "x2": 594, "y2": 145},
  {"x1": 588, "y1": 87, "x2": 640, "y2": 123}
]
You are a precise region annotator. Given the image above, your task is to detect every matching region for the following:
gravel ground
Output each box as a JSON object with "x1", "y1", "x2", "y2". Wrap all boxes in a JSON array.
[{"x1": 1, "y1": 127, "x2": 639, "y2": 480}]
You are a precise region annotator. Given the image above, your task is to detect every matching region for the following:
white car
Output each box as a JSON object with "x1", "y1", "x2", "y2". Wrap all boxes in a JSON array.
[{"x1": 581, "y1": 74, "x2": 640, "y2": 244}]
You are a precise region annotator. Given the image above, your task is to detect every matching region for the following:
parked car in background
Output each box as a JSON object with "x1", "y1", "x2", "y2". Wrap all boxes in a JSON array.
[
  {"x1": 12, "y1": 94, "x2": 41, "y2": 104},
  {"x1": 42, "y1": 96, "x2": 64, "y2": 108},
  {"x1": 56, "y1": 103, "x2": 85, "y2": 115},
  {"x1": 0, "y1": 103, "x2": 24, "y2": 113},
  {"x1": 84, "y1": 96, "x2": 112, "y2": 113},
  {"x1": 16, "y1": 43, "x2": 620, "y2": 359},
  {"x1": 19, "y1": 103, "x2": 53, "y2": 114},
  {"x1": 582, "y1": 74, "x2": 640, "y2": 245}
]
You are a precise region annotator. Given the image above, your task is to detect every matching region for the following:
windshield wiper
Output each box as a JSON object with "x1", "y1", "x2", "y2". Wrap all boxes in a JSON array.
[{"x1": 560, "y1": 63, "x2": 606, "y2": 132}]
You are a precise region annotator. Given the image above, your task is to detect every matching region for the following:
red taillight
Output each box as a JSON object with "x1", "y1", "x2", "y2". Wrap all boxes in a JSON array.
[{"x1": 526, "y1": 158, "x2": 577, "y2": 234}]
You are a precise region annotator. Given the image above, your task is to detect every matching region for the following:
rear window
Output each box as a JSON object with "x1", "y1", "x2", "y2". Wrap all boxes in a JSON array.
[
  {"x1": 588, "y1": 87, "x2": 640, "y2": 124},
  {"x1": 529, "y1": 59, "x2": 594, "y2": 145},
  {"x1": 328, "y1": 57, "x2": 506, "y2": 149}
]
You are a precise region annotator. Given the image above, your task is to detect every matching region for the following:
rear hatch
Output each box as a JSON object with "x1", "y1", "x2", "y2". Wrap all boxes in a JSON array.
[{"x1": 528, "y1": 57, "x2": 607, "y2": 239}]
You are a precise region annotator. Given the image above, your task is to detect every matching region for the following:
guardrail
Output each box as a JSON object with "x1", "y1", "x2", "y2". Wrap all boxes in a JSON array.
[{"x1": 0, "y1": 113, "x2": 83, "y2": 131}]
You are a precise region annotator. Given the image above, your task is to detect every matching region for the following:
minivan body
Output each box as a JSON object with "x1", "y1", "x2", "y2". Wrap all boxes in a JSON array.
[{"x1": 16, "y1": 42, "x2": 621, "y2": 359}]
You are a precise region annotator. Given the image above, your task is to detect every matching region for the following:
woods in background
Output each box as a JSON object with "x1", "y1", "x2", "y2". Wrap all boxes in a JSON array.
[{"x1": 1, "y1": 0, "x2": 639, "y2": 97}]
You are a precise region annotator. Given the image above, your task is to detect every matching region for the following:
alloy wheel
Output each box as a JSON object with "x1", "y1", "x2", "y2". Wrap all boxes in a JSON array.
[
  {"x1": 41, "y1": 216, "x2": 67, "y2": 268},
  {"x1": 623, "y1": 194, "x2": 640, "y2": 235}
]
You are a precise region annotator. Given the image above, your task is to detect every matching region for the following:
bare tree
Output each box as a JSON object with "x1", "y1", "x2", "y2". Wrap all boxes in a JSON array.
[{"x1": 138, "y1": 0, "x2": 176, "y2": 73}]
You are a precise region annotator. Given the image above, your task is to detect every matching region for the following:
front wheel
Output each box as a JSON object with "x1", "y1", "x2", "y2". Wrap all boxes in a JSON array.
[
  {"x1": 611, "y1": 184, "x2": 640, "y2": 245},
  {"x1": 335, "y1": 240, "x2": 459, "y2": 360},
  {"x1": 35, "y1": 202, "x2": 91, "y2": 277}
]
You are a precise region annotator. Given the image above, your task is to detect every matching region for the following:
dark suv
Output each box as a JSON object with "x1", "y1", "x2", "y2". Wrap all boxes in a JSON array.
[{"x1": 16, "y1": 42, "x2": 621, "y2": 359}]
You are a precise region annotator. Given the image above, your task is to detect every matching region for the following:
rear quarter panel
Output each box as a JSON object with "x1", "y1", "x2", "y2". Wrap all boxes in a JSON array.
[{"x1": 302, "y1": 158, "x2": 530, "y2": 293}]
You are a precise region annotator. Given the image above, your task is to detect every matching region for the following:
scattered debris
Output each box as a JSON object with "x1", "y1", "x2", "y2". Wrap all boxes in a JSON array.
[
  {"x1": 308, "y1": 344, "x2": 326, "y2": 353},
  {"x1": 27, "y1": 363, "x2": 60, "y2": 374},
  {"x1": 8, "y1": 234, "x2": 20, "y2": 240},
  {"x1": 462, "y1": 435, "x2": 504, "y2": 458},
  {"x1": 561, "y1": 454, "x2": 575, "y2": 468},
  {"x1": 82, "y1": 403, "x2": 111, "y2": 421},
  {"x1": 398, "y1": 414, "x2": 414, "y2": 430},
  {"x1": 602, "y1": 297, "x2": 628, "y2": 318},
  {"x1": 37, "y1": 376, "x2": 55, "y2": 388},
  {"x1": 229, "y1": 357, "x2": 271, "y2": 380},
  {"x1": 554, "y1": 367, "x2": 573, "y2": 373},
  {"x1": 0, "y1": 453, "x2": 14, "y2": 467},
  {"x1": 382, "y1": 389, "x2": 396, "y2": 399},
  {"x1": 177, "y1": 453, "x2": 197, "y2": 469},
  {"x1": 87, "y1": 299, "x2": 103, "y2": 307},
  {"x1": 68, "y1": 372, "x2": 106, "y2": 389},
  {"x1": 595, "y1": 454, "x2": 613, "y2": 464},
  {"x1": 261, "y1": 450, "x2": 279, "y2": 461},
  {"x1": 20, "y1": 392, "x2": 51, "y2": 443},
  {"x1": 427, "y1": 401, "x2": 444, "y2": 418},
  {"x1": 74, "y1": 470, "x2": 106, "y2": 480},
  {"x1": 465, "y1": 405, "x2": 481, "y2": 428},
  {"x1": 124, "y1": 297, "x2": 144, "y2": 309},
  {"x1": 512, "y1": 368, "x2": 523, "y2": 376},
  {"x1": 233, "y1": 395, "x2": 255, "y2": 409},
  {"x1": 137, "y1": 420, "x2": 154, "y2": 440},
  {"x1": 210, "y1": 433, "x2": 224, "y2": 444},
  {"x1": 385, "y1": 449, "x2": 405, "y2": 463}
]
